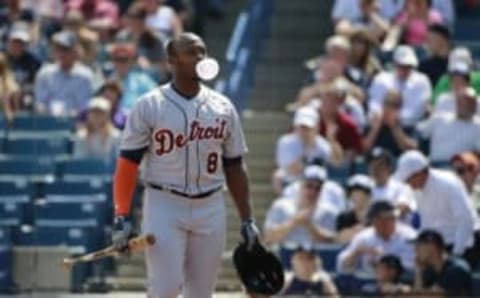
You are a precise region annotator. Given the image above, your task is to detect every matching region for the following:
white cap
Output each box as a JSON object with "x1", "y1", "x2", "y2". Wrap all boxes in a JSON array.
[
  {"x1": 347, "y1": 174, "x2": 374, "y2": 192},
  {"x1": 293, "y1": 106, "x2": 319, "y2": 128},
  {"x1": 449, "y1": 47, "x2": 473, "y2": 68},
  {"x1": 326, "y1": 35, "x2": 351, "y2": 52},
  {"x1": 448, "y1": 60, "x2": 471, "y2": 76},
  {"x1": 88, "y1": 97, "x2": 111, "y2": 113},
  {"x1": 393, "y1": 45, "x2": 418, "y2": 68},
  {"x1": 9, "y1": 28, "x2": 30, "y2": 43},
  {"x1": 394, "y1": 150, "x2": 429, "y2": 181},
  {"x1": 303, "y1": 165, "x2": 328, "y2": 182}
]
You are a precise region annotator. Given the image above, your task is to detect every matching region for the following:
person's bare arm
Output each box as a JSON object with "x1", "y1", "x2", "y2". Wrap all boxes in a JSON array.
[
  {"x1": 326, "y1": 123, "x2": 344, "y2": 166},
  {"x1": 304, "y1": 221, "x2": 336, "y2": 243},
  {"x1": 263, "y1": 217, "x2": 298, "y2": 245},
  {"x1": 223, "y1": 157, "x2": 252, "y2": 221},
  {"x1": 362, "y1": 114, "x2": 383, "y2": 152},
  {"x1": 390, "y1": 124, "x2": 418, "y2": 151}
]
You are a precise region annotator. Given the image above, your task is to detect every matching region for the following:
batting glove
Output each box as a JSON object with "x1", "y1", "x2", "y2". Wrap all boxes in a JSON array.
[
  {"x1": 112, "y1": 215, "x2": 132, "y2": 253},
  {"x1": 241, "y1": 219, "x2": 260, "y2": 251}
]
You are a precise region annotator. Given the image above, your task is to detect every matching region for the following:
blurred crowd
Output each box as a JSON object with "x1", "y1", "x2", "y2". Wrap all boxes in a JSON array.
[
  {"x1": 266, "y1": 0, "x2": 480, "y2": 296},
  {"x1": 0, "y1": 0, "x2": 228, "y2": 160}
]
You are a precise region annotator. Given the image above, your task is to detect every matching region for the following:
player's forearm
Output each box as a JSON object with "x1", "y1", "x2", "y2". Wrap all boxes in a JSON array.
[{"x1": 224, "y1": 159, "x2": 253, "y2": 221}]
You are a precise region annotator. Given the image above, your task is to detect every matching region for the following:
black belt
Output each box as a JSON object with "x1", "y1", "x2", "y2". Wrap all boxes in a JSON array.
[{"x1": 147, "y1": 183, "x2": 222, "y2": 199}]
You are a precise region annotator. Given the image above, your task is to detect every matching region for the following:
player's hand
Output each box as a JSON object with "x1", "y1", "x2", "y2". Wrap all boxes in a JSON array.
[
  {"x1": 240, "y1": 219, "x2": 260, "y2": 251},
  {"x1": 112, "y1": 215, "x2": 132, "y2": 254}
]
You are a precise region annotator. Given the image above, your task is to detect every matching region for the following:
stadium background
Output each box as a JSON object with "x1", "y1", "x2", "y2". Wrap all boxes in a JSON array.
[{"x1": 0, "y1": 0, "x2": 479, "y2": 297}]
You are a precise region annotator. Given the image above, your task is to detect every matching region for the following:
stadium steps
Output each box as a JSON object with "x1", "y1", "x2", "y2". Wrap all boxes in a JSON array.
[{"x1": 250, "y1": 0, "x2": 333, "y2": 111}]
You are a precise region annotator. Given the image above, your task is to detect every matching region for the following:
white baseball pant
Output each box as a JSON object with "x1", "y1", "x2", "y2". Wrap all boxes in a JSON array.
[{"x1": 142, "y1": 187, "x2": 226, "y2": 298}]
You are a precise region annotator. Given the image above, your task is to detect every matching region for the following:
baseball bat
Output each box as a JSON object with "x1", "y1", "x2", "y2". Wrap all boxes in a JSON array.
[{"x1": 62, "y1": 234, "x2": 155, "y2": 270}]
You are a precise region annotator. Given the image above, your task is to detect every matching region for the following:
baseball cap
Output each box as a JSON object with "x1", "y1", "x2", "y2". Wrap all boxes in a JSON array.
[
  {"x1": 88, "y1": 97, "x2": 111, "y2": 113},
  {"x1": 394, "y1": 150, "x2": 429, "y2": 182},
  {"x1": 409, "y1": 229, "x2": 445, "y2": 249},
  {"x1": 303, "y1": 165, "x2": 327, "y2": 182},
  {"x1": 367, "y1": 147, "x2": 394, "y2": 166},
  {"x1": 293, "y1": 106, "x2": 319, "y2": 128},
  {"x1": 347, "y1": 174, "x2": 374, "y2": 194},
  {"x1": 367, "y1": 201, "x2": 395, "y2": 222},
  {"x1": 326, "y1": 35, "x2": 351, "y2": 52},
  {"x1": 393, "y1": 45, "x2": 418, "y2": 68},
  {"x1": 8, "y1": 27, "x2": 30, "y2": 43},
  {"x1": 52, "y1": 30, "x2": 78, "y2": 49},
  {"x1": 449, "y1": 47, "x2": 473, "y2": 68},
  {"x1": 448, "y1": 60, "x2": 471, "y2": 76}
]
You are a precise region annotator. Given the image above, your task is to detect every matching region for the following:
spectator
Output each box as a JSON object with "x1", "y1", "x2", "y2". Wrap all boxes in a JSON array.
[
  {"x1": 73, "y1": 96, "x2": 121, "y2": 159},
  {"x1": 363, "y1": 90, "x2": 418, "y2": 156},
  {"x1": 66, "y1": 0, "x2": 120, "y2": 28},
  {"x1": 362, "y1": 254, "x2": 411, "y2": 296},
  {"x1": 264, "y1": 166, "x2": 338, "y2": 250},
  {"x1": 273, "y1": 106, "x2": 344, "y2": 194},
  {"x1": 418, "y1": 24, "x2": 452, "y2": 86},
  {"x1": 107, "y1": 42, "x2": 157, "y2": 111},
  {"x1": 116, "y1": 2, "x2": 168, "y2": 81},
  {"x1": 433, "y1": 62, "x2": 480, "y2": 115},
  {"x1": 318, "y1": 80, "x2": 364, "y2": 158},
  {"x1": 282, "y1": 167, "x2": 348, "y2": 215},
  {"x1": 0, "y1": 1, "x2": 35, "y2": 43},
  {"x1": 96, "y1": 80, "x2": 127, "y2": 129},
  {"x1": 5, "y1": 27, "x2": 41, "y2": 94},
  {"x1": 0, "y1": 52, "x2": 19, "y2": 123},
  {"x1": 412, "y1": 230, "x2": 473, "y2": 297},
  {"x1": 432, "y1": 47, "x2": 480, "y2": 103},
  {"x1": 332, "y1": 0, "x2": 403, "y2": 24},
  {"x1": 417, "y1": 86, "x2": 480, "y2": 162},
  {"x1": 395, "y1": 150, "x2": 478, "y2": 257},
  {"x1": 394, "y1": 0, "x2": 444, "y2": 47},
  {"x1": 336, "y1": 201, "x2": 417, "y2": 274},
  {"x1": 34, "y1": 30, "x2": 96, "y2": 116},
  {"x1": 335, "y1": 174, "x2": 373, "y2": 242},
  {"x1": 346, "y1": 28, "x2": 382, "y2": 89},
  {"x1": 451, "y1": 152, "x2": 480, "y2": 194},
  {"x1": 281, "y1": 246, "x2": 339, "y2": 297},
  {"x1": 431, "y1": 0, "x2": 455, "y2": 26},
  {"x1": 142, "y1": 0, "x2": 183, "y2": 39},
  {"x1": 367, "y1": 147, "x2": 416, "y2": 217},
  {"x1": 368, "y1": 45, "x2": 432, "y2": 128}
]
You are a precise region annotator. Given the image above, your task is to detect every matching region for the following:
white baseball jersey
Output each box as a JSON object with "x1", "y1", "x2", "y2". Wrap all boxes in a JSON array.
[{"x1": 121, "y1": 83, "x2": 248, "y2": 195}]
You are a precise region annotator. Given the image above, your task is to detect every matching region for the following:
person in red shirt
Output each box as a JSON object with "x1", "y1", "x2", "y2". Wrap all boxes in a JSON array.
[
  {"x1": 318, "y1": 81, "x2": 364, "y2": 158},
  {"x1": 66, "y1": 0, "x2": 119, "y2": 28}
]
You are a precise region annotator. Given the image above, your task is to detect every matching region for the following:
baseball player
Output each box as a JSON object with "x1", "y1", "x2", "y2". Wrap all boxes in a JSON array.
[{"x1": 111, "y1": 32, "x2": 260, "y2": 298}]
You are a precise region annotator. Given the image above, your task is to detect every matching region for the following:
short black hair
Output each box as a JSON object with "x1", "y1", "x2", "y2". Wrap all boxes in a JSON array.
[
  {"x1": 367, "y1": 201, "x2": 395, "y2": 222},
  {"x1": 429, "y1": 24, "x2": 452, "y2": 41},
  {"x1": 410, "y1": 229, "x2": 446, "y2": 250},
  {"x1": 378, "y1": 254, "x2": 404, "y2": 282},
  {"x1": 368, "y1": 147, "x2": 395, "y2": 167}
]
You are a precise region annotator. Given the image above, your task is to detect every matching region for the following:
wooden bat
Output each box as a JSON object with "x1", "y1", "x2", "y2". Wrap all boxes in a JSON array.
[{"x1": 62, "y1": 234, "x2": 155, "y2": 270}]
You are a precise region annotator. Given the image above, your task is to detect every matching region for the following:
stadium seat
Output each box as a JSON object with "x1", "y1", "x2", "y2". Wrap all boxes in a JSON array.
[
  {"x1": 0, "y1": 227, "x2": 11, "y2": 245},
  {"x1": 0, "y1": 201, "x2": 27, "y2": 227},
  {"x1": 7, "y1": 114, "x2": 74, "y2": 139},
  {"x1": 41, "y1": 181, "x2": 106, "y2": 197},
  {"x1": 0, "y1": 157, "x2": 55, "y2": 183},
  {"x1": 2, "y1": 138, "x2": 71, "y2": 158},
  {"x1": 317, "y1": 244, "x2": 344, "y2": 273},
  {"x1": 0, "y1": 245, "x2": 13, "y2": 293},
  {"x1": 56, "y1": 158, "x2": 114, "y2": 182}
]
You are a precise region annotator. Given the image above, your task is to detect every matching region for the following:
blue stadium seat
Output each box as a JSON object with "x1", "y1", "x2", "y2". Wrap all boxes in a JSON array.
[
  {"x1": 0, "y1": 245, "x2": 13, "y2": 293},
  {"x1": 317, "y1": 244, "x2": 344, "y2": 273},
  {"x1": 8, "y1": 114, "x2": 74, "y2": 139},
  {"x1": 0, "y1": 201, "x2": 27, "y2": 227},
  {"x1": 0, "y1": 157, "x2": 55, "y2": 183},
  {"x1": 56, "y1": 158, "x2": 114, "y2": 182},
  {"x1": 0, "y1": 227, "x2": 11, "y2": 245},
  {"x1": 42, "y1": 181, "x2": 106, "y2": 196},
  {"x1": 2, "y1": 138, "x2": 71, "y2": 157}
]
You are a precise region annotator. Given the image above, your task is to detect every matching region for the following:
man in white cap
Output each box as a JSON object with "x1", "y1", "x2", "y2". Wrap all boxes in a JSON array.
[
  {"x1": 394, "y1": 150, "x2": 478, "y2": 256},
  {"x1": 264, "y1": 165, "x2": 340, "y2": 265},
  {"x1": 432, "y1": 47, "x2": 480, "y2": 103},
  {"x1": 417, "y1": 86, "x2": 480, "y2": 162},
  {"x1": 273, "y1": 106, "x2": 343, "y2": 194},
  {"x1": 368, "y1": 45, "x2": 432, "y2": 128}
]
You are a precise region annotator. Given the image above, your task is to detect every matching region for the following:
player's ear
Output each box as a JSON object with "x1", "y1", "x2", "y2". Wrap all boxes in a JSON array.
[{"x1": 166, "y1": 39, "x2": 177, "y2": 65}]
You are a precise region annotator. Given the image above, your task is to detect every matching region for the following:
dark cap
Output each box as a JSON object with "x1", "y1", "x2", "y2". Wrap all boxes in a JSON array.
[
  {"x1": 52, "y1": 30, "x2": 78, "y2": 49},
  {"x1": 429, "y1": 24, "x2": 451, "y2": 40},
  {"x1": 409, "y1": 229, "x2": 445, "y2": 249},
  {"x1": 368, "y1": 147, "x2": 394, "y2": 166},
  {"x1": 367, "y1": 201, "x2": 395, "y2": 221}
]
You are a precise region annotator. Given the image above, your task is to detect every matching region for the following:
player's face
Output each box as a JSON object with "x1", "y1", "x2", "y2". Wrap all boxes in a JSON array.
[{"x1": 171, "y1": 40, "x2": 207, "y2": 80}]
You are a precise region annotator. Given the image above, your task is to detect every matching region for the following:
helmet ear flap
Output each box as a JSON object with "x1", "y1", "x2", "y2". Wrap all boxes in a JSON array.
[{"x1": 233, "y1": 242, "x2": 285, "y2": 295}]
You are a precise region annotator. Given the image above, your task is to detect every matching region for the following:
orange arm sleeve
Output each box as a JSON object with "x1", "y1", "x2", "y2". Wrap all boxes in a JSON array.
[{"x1": 113, "y1": 157, "x2": 140, "y2": 216}]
